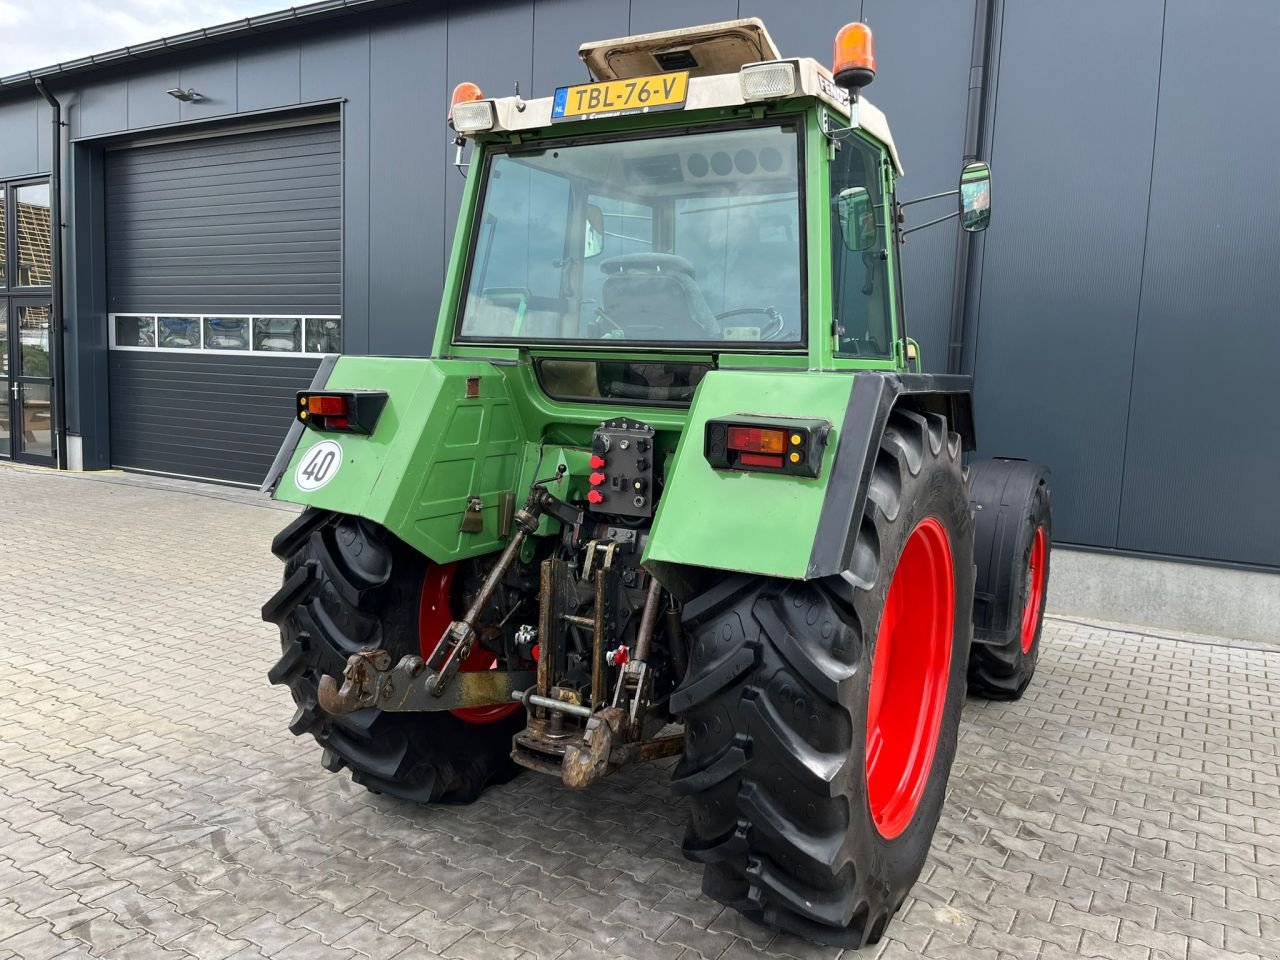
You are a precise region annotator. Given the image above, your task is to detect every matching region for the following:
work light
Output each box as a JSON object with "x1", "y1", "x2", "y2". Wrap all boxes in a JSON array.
[{"x1": 739, "y1": 61, "x2": 797, "y2": 101}]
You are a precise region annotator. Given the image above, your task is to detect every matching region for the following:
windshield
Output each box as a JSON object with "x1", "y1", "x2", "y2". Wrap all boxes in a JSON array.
[{"x1": 457, "y1": 123, "x2": 804, "y2": 346}]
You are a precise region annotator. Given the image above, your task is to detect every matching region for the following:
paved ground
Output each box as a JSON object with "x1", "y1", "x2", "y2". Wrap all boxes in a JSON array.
[{"x1": 0, "y1": 464, "x2": 1277, "y2": 960}]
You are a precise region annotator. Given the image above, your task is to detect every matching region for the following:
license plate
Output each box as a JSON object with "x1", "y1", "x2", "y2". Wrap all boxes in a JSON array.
[{"x1": 552, "y1": 72, "x2": 689, "y2": 122}]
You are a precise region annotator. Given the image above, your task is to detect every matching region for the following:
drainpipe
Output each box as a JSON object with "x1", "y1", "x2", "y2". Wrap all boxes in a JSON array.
[
  {"x1": 945, "y1": 0, "x2": 996, "y2": 374},
  {"x1": 33, "y1": 79, "x2": 67, "y2": 468}
]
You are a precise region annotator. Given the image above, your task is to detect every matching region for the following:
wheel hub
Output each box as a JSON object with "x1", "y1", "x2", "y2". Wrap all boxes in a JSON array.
[
  {"x1": 419, "y1": 564, "x2": 521, "y2": 724},
  {"x1": 865, "y1": 516, "x2": 955, "y2": 839},
  {"x1": 1020, "y1": 526, "x2": 1047, "y2": 654}
]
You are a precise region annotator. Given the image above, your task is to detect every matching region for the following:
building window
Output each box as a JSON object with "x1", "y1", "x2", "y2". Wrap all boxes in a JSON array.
[
  {"x1": 109, "y1": 313, "x2": 341, "y2": 356},
  {"x1": 14, "y1": 183, "x2": 51, "y2": 289}
]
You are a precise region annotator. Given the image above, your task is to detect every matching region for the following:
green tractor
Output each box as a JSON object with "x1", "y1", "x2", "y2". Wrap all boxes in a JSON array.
[{"x1": 262, "y1": 18, "x2": 1051, "y2": 947}]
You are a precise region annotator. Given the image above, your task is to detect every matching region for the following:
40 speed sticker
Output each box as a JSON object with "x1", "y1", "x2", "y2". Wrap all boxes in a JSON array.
[{"x1": 294, "y1": 439, "x2": 344, "y2": 491}]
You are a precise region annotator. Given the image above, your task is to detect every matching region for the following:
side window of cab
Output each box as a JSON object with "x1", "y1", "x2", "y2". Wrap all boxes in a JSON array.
[{"x1": 831, "y1": 136, "x2": 893, "y2": 358}]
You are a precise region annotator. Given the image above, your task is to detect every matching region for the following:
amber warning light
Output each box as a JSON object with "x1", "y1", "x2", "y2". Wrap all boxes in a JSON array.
[
  {"x1": 833, "y1": 22, "x2": 876, "y2": 92},
  {"x1": 297, "y1": 390, "x2": 388, "y2": 434},
  {"x1": 449, "y1": 82, "x2": 494, "y2": 133},
  {"x1": 705, "y1": 417, "x2": 831, "y2": 478}
]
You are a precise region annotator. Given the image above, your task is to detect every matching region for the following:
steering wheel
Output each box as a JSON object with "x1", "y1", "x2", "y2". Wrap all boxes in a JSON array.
[{"x1": 715, "y1": 307, "x2": 787, "y2": 340}]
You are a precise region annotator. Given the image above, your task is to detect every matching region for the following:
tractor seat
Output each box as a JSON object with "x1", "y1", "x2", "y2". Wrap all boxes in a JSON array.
[{"x1": 600, "y1": 254, "x2": 719, "y2": 338}]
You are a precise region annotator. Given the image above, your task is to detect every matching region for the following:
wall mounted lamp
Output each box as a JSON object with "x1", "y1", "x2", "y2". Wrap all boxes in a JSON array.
[{"x1": 165, "y1": 87, "x2": 203, "y2": 102}]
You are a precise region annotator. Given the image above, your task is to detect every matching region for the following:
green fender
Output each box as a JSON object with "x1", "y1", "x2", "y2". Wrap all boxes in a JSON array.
[
  {"x1": 644, "y1": 370, "x2": 974, "y2": 583},
  {"x1": 269, "y1": 356, "x2": 531, "y2": 564}
]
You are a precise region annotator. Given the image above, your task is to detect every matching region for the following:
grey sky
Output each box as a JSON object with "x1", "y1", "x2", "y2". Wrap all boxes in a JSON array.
[{"x1": 0, "y1": 0, "x2": 287, "y2": 76}]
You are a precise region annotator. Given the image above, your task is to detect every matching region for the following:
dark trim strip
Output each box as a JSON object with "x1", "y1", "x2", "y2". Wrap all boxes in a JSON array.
[{"x1": 259, "y1": 353, "x2": 338, "y2": 493}]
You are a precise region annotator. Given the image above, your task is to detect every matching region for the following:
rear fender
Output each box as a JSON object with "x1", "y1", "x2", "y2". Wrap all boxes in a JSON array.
[
  {"x1": 268, "y1": 356, "x2": 528, "y2": 564},
  {"x1": 644, "y1": 370, "x2": 974, "y2": 586}
]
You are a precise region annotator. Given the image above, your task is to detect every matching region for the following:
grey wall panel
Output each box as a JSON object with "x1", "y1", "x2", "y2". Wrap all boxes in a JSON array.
[
  {"x1": 35, "y1": 99, "x2": 53, "y2": 175},
  {"x1": 105, "y1": 123, "x2": 341, "y2": 315},
  {"x1": 0, "y1": 99, "x2": 40, "y2": 178},
  {"x1": 533, "y1": 0, "x2": 629, "y2": 93},
  {"x1": 1117, "y1": 0, "x2": 1280, "y2": 567},
  {"x1": 626, "y1": 0, "x2": 738, "y2": 35},
  {"x1": 971, "y1": 0, "x2": 1163, "y2": 549},
  {"x1": 126, "y1": 69, "x2": 181, "y2": 130},
  {"x1": 76, "y1": 80, "x2": 128, "y2": 139},
  {"x1": 303, "y1": 32, "x2": 371, "y2": 354},
  {"x1": 107, "y1": 351, "x2": 319, "y2": 484},
  {"x1": 368, "y1": 15, "x2": 448, "y2": 356},
  {"x1": 860, "y1": 0, "x2": 973, "y2": 375},
  {"x1": 444, "y1": 2, "x2": 535, "y2": 280},
  {"x1": 236, "y1": 44, "x2": 303, "y2": 114},
  {"x1": 177, "y1": 57, "x2": 239, "y2": 123}
]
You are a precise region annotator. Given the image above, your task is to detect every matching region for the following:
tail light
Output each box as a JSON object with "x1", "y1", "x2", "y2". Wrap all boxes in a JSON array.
[
  {"x1": 705, "y1": 417, "x2": 830, "y2": 478},
  {"x1": 297, "y1": 391, "x2": 388, "y2": 434}
]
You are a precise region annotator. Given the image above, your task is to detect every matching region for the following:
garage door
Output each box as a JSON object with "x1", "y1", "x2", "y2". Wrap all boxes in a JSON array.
[{"x1": 105, "y1": 120, "x2": 340, "y2": 485}]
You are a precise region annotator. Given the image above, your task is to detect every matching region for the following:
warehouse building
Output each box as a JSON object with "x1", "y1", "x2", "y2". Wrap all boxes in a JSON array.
[{"x1": 0, "y1": 0, "x2": 1276, "y2": 592}]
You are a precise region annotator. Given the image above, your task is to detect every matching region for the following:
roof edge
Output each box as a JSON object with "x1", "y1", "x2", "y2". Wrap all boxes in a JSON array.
[{"x1": 0, "y1": 0, "x2": 417, "y2": 94}]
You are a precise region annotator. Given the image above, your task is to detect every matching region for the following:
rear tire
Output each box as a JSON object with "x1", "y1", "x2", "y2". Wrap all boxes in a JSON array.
[
  {"x1": 966, "y1": 460, "x2": 1052, "y2": 700},
  {"x1": 672, "y1": 410, "x2": 974, "y2": 946},
  {"x1": 262, "y1": 509, "x2": 521, "y2": 803}
]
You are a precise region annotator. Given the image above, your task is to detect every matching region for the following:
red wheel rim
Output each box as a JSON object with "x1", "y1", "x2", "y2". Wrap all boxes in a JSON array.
[
  {"x1": 865, "y1": 517, "x2": 955, "y2": 840},
  {"x1": 419, "y1": 564, "x2": 520, "y2": 725},
  {"x1": 1020, "y1": 526, "x2": 1047, "y2": 654}
]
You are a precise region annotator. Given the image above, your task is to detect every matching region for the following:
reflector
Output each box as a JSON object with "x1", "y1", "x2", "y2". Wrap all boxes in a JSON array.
[
  {"x1": 727, "y1": 426, "x2": 786, "y2": 454},
  {"x1": 306, "y1": 395, "x2": 347, "y2": 416}
]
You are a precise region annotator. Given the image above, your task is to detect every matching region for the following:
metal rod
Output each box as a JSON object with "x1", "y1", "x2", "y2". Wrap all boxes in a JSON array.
[
  {"x1": 901, "y1": 210, "x2": 960, "y2": 236},
  {"x1": 633, "y1": 577, "x2": 663, "y2": 664},
  {"x1": 515, "y1": 690, "x2": 593, "y2": 719},
  {"x1": 898, "y1": 188, "x2": 959, "y2": 208},
  {"x1": 428, "y1": 505, "x2": 539, "y2": 691}
]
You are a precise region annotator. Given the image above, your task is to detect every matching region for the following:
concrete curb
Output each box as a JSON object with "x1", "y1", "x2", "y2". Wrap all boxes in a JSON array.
[{"x1": 1047, "y1": 545, "x2": 1280, "y2": 647}]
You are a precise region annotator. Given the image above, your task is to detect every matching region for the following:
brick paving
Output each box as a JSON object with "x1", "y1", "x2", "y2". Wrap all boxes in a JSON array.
[{"x1": 0, "y1": 463, "x2": 1277, "y2": 960}]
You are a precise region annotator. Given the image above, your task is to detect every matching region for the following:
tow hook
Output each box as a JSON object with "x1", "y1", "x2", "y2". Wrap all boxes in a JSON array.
[{"x1": 561, "y1": 707, "x2": 625, "y2": 789}]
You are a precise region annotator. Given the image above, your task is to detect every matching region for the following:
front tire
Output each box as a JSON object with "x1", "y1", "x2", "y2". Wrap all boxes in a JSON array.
[
  {"x1": 966, "y1": 459, "x2": 1052, "y2": 700},
  {"x1": 673, "y1": 410, "x2": 974, "y2": 946},
  {"x1": 262, "y1": 510, "x2": 521, "y2": 803}
]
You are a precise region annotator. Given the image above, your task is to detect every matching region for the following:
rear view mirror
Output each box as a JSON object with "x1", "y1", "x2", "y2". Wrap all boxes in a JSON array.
[
  {"x1": 585, "y1": 204, "x2": 605, "y2": 258},
  {"x1": 959, "y1": 161, "x2": 991, "y2": 233},
  {"x1": 836, "y1": 186, "x2": 877, "y2": 251}
]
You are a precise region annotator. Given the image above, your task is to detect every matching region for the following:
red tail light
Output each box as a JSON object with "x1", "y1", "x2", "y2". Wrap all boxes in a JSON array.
[
  {"x1": 705, "y1": 417, "x2": 831, "y2": 478},
  {"x1": 726, "y1": 426, "x2": 786, "y2": 455},
  {"x1": 297, "y1": 391, "x2": 388, "y2": 434}
]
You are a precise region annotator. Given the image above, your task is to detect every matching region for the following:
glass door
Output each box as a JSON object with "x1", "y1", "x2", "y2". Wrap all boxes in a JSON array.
[
  {"x1": 8, "y1": 299, "x2": 54, "y2": 462},
  {"x1": 1, "y1": 178, "x2": 55, "y2": 463}
]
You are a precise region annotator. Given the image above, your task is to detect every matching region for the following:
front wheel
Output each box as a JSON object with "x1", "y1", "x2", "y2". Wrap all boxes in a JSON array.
[
  {"x1": 966, "y1": 459, "x2": 1052, "y2": 700},
  {"x1": 672, "y1": 410, "x2": 975, "y2": 946}
]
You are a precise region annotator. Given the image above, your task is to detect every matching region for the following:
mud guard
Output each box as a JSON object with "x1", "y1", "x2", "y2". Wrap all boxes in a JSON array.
[{"x1": 644, "y1": 370, "x2": 974, "y2": 589}]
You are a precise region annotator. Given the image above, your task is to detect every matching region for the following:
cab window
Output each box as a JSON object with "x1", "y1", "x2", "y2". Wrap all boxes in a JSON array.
[{"x1": 831, "y1": 136, "x2": 893, "y2": 358}]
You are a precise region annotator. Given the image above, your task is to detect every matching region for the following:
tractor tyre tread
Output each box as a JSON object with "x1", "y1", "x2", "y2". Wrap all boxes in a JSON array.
[
  {"x1": 263, "y1": 509, "x2": 521, "y2": 804},
  {"x1": 675, "y1": 409, "x2": 974, "y2": 947},
  {"x1": 966, "y1": 460, "x2": 1052, "y2": 701}
]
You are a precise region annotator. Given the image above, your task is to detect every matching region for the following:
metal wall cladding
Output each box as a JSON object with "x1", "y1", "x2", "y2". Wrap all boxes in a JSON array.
[
  {"x1": 107, "y1": 351, "x2": 319, "y2": 485},
  {"x1": 1116, "y1": 0, "x2": 1280, "y2": 567},
  {"x1": 104, "y1": 123, "x2": 341, "y2": 315},
  {"x1": 970, "y1": 0, "x2": 1164, "y2": 551}
]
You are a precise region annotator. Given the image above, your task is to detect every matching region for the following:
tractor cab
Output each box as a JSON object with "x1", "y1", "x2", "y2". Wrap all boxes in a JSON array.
[{"x1": 442, "y1": 19, "x2": 928, "y2": 379}]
